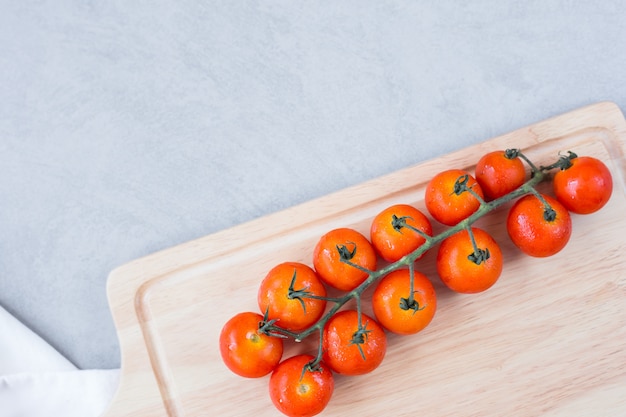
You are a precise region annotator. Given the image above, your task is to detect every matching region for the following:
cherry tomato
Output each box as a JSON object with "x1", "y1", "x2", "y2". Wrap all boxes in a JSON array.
[
  {"x1": 507, "y1": 193, "x2": 572, "y2": 257},
  {"x1": 372, "y1": 268, "x2": 437, "y2": 335},
  {"x1": 475, "y1": 150, "x2": 527, "y2": 200},
  {"x1": 322, "y1": 309, "x2": 387, "y2": 376},
  {"x1": 425, "y1": 169, "x2": 485, "y2": 226},
  {"x1": 553, "y1": 155, "x2": 613, "y2": 214},
  {"x1": 269, "y1": 354, "x2": 334, "y2": 417},
  {"x1": 219, "y1": 312, "x2": 283, "y2": 378},
  {"x1": 258, "y1": 262, "x2": 327, "y2": 331},
  {"x1": 313, "y1": 228, "x2": 377, "y2": 291},
  {"x1": 370, "y1": 204, "x2": 433, "y2": 263},
  {"x1": 436, "y1": 227, "x2": 503, "y2": 294}
]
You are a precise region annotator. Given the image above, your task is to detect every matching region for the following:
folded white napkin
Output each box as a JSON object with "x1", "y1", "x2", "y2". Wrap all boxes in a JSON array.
[{"x1": 0, "y1": 304, "x2": 120, "y2": 417}]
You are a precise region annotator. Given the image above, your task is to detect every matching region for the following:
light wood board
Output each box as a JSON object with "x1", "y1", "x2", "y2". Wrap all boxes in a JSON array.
[{"x1": 103, "y1": 101, "x2": 626, "y2": 417}]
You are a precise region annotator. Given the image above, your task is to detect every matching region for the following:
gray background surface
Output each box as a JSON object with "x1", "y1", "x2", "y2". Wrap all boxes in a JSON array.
[{"x1": 2, "y1": 1, "x2": 626, "y2": 370}]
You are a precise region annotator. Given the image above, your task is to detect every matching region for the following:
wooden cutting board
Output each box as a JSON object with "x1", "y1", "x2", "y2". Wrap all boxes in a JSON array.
[{"x1": 103, "y1": 101, "x2": 626, "y2": 417}]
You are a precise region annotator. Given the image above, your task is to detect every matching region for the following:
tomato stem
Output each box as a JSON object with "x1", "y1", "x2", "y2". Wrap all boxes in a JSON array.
[
  {"x1": 392, "y1": 214, "x2": 432, "y2": 240},
  {"x1": 399, "y1": 263, "x2": 425, "y2": 314},
  {"x1": 287, "y1": 269, "x2": 309, "y2": 314},
  {"x1": 540, "y1": 151, "x2": 577, "y2": 171},
  {"x1": 527, "y1": 187, "x2": 557, "y2": 222},
  {"x1": 465, "y1": 226, "x2": 491, "y2": 265},
  {"x1": 452, "y1": 174, "x2": 485, "y2": 204},
  {"x1": 516, "y1": 151, "x2": 541, "y2": 174},
  {"x1": 504, "y1": 148, "x2": 521, "y2": 160},
  {"x1": 260, "y1": 149, "x2": 579, "y2": 375}
]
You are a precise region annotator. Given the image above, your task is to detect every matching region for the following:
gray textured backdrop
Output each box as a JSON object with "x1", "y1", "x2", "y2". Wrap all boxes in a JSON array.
[{"x1": 2, "y1": 1, "x2": 626, "y2": 369}]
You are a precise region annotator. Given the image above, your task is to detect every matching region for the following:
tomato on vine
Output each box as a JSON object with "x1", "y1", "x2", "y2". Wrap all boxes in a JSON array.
[
  {"x1": 372, "y1": 268, "x2": 437, "y2": 335},
  {"x1": 269, "y1": 354, "x2": 334, "y2": 417},
  {"x1": 552, "y1": 154, "x2": 613, "y2": 214},
  {"x1": 219, "y1": 312, "x2": 283, "y2": 378},
  {"x1": 258, "y1": 262, "x2": 327, "y2": 331},
  {"x1": 322, "y1": 310, "x2": 387, "y2": 375},
  {"x1": 507, "y1": 193, "x2": 572, "y2": 257},
  {"x1": 436, "y1": 227, "x2": 503, "y2": 293},
  {"x1": 425, "y1": 169, "x2": 485, "y2": 226},
  {"x1": 475, "y1": 149, "x2": 527, "y2": 200},
  {"x1": 370, "y1": 204, "x2": 433, "y2": 263},
  {"x1": 313, "y1": 228, "x2": 377, "y2": 291}
]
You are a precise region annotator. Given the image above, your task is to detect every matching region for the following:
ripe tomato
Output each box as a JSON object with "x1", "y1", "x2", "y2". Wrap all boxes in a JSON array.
[
  {"x1": 322, "y1": 309, "x2": 387, "y2": 375},
  {"x1": 475, "y1": 149, "x2": 527, "y2": 200},
  {"x1": 425, "y1": 169, "x2": 485, "y2": 226},
  {"x1": 372, "y1": 268, "x2": 437, "y2": 335},
  {"x1": 553, "y1": 155, "x2": 613, "y2": 214},
  {"x1": 219, "y1": 312, "x2": 283, "y2": 378},
  {"x1": 269, "y1": 354, "x2": 334, "y2": 417},
  {"x1": 258, "y1": 262, "x2": 327, "y2": 331},
  {"x1": 436, "y1": 227, "x2": 503, "y2": 293},
  {"x1": 313, "y1": 228, "x2": 377, "y2": 291},
  {"x1": 370, "y1": 204, "x2": 433, "y2": 263},
  {"x1": 507, "y1": 193, "x2": 572, "y2": 257}
]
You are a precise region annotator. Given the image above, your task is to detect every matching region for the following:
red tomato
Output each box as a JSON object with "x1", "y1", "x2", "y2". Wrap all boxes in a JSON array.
[
  {"x1": 258, "y1": 262, "x2": 327, "y2": 331},
  {"x1": 425, "y1": 169, "x2": 485, "y2": 226},
  {"x1": 322, "y1": 310, "x2": 387, "y2": 375},
  {"x1": 553, "y1": 155, "x2": 613, "y2": 214},
  {"x1": 372, "y1": 268, "x2": 437, "y2": 335},
  {"x1": 475, "y1": 150, "x2": 527, "y2": 200},
  {"x1": 269, "y1": 354, "x2": 334, "y2": 417},
  {"x1": 507, "y1": 193, "x2": 572, "y2": 257},
  {"x1": 370, "y1": 204, "x2": 433, "y2": 263},
  {"x1": 313, "y1": 228, "x2": 377, "y2": 291},
  {"x1": 219, "y1": 312, "x2": 283, "y2": 378},
  {"x1": 436, "y1": 227, "x2": 503, "y2": 293}
]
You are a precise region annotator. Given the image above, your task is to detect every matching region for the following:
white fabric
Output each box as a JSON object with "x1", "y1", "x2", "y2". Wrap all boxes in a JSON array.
[{"x1": 0, "y1": 305, "x2": 120, "y2": 417}]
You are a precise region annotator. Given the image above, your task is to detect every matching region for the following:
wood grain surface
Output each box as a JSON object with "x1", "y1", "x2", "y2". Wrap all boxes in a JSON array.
[{"x1": 103, "y1": 101, "x2": 626, "y2": 417}]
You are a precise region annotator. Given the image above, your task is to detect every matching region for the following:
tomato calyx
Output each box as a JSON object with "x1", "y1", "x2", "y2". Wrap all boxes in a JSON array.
[
  {"x1": 528, "y1": 188, "x2": 559, "y2": 222},
  {"x1": 465, "y1": 227, "x2": 491, "y2": 265},
  {"x1": 452, "y1": 174, "x2": 485, "y2": 204},
  {"x1": 306, "y1": 360, "x2": 324, "y2": 373},
  {"x1": 335, "y1": 242, "x2": 376, "y2": 276},
  {"x1": 258, "y1": 307, "x2": 291, "y2": 339},
  {"x1": 504, "y1": 148, "x2": 521, "y2": 159},
  {"x1": 299, "y1": 359, "x2": 325, "y2": 381},
  {"x1": 399, "y1": 294, "x2": 425, "y2": 314},
  {"x1": 391, "y1": 214, "x2": 412, "y2": 233},
  {"x1": 391, "y1": 214, "x2": 431, "y2": 240},
  {"x1": 399, "y1": 264, "x2": 427, "y2": 314},
  {"x1": 336, "y1": 242, "x2": 357, "y2": 261},
  {"x1": 467, "y1": 247, "x2": 491, "y2": 265},
  {"x1": 349, "y1": 322, "x2": 372, "y2": 361},
  {"x1": 452, "y1": 174, "x2": 471, "y2": 195},
  {"x1": 543, "y1": 207, "x2": 557, "y2": 222},
  {"x1": 286, "y1": 269, "x2": 310, "y2": 314},
  {"x1": 541, "y1": 151, "x2": 578, "y2": 171}
]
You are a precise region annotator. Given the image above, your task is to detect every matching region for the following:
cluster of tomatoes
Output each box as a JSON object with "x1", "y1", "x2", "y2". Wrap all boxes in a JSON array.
[{"x1": 219, "y1": 149, "x2": 613, "y2": 417}]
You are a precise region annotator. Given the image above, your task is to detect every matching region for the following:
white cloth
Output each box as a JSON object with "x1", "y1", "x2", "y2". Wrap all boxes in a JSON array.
[{"x1": 0, "y1": 305, "x2": 120, "y2": 417}]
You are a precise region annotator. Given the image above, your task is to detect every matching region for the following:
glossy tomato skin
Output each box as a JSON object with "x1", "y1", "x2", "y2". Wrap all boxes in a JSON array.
[
  {"x1": 553, "y1": 156, "x2": 613, "y2": 214},
  {"x1": 507, "y1": 193, "x2": 572, "y2": 257},
  {"x1": 269, "y1": 354, "x2": 334, "y2": 417},
  {"x1": 372, "y1": 268, "x2": 437, "y2": 335},
  {"x1": 313, "y1": 228, "x2": 377, "y2": 291},
  {"x1": 370, "y1": 204, "x2": 433, "y2": 263},
  {"x1": 425, "y1": 169, "x2": 485, "y2": 226},
  {"x1": 219, "y1": 312, "x2": 283, "y2": 378},
  {"x1": 322, "y1": 310, "x2": 387, "y2": 376},
  {"x1": 436, "y1": 227, "x2": 503, "y2": 294},
  {"x1": 258, "y1": 262, "x2": 327, "y2": 331},
  {"x1": 475, "y1": 150, "x2": 526, "y2": 201}
]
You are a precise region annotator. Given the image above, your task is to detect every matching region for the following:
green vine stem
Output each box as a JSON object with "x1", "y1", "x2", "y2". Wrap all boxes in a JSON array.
[{"x1": 259, "y1": 148, "x2": 561, "y2": 369}]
